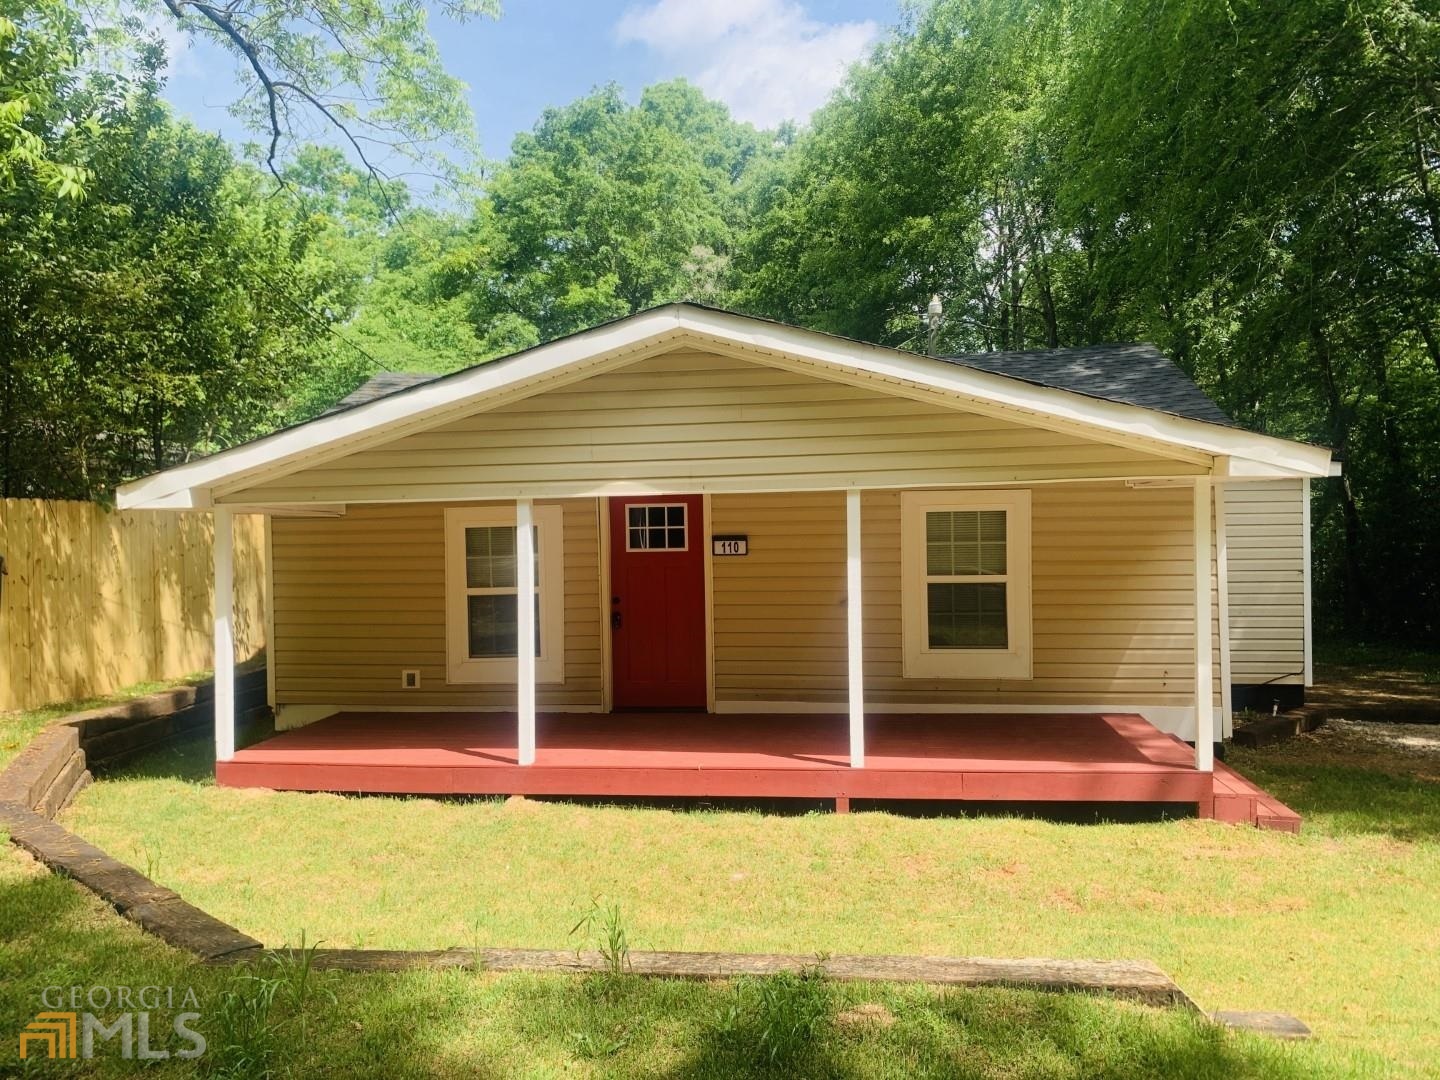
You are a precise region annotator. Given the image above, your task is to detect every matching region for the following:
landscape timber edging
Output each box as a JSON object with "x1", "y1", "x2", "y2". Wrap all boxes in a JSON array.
[
  {"x1": 59, "y1": 661, "x2": 269, "y2": 772},
  {"x1": 256, "y1": 947, "x2": 1199, "y2": 1010},
  {"x1": 5, "y1": 717, "x2": 1321, "y2": 1037},
  {"x1": 1231, "y1": 707, "x2": 1329, "y2": 749},
  {"x1": 0, "y1": 665, "x2": 269, "y2": 821},
  {"x1": 0, "y1": 799, "x2": 263, "y2": 961}
]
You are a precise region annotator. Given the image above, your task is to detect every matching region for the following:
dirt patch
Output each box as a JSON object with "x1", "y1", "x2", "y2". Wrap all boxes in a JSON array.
[
  {"x1": 1309, "y1": 665, "x2": 1440, "y2": 725},
  {"x1": 1305, "y1": 719, "x2": 1440, "y2": 764},
  {"x1": 835, "y1": 1003, "x2": 896, "y2": 1029},
  {"x1": 1252, "y1": 718, "x2": 1440, "y2": 783}
]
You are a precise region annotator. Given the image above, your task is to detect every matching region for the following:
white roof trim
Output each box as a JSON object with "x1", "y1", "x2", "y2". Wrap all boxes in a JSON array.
[{"x1": 117, "y1": 305, "x2": 1332, "y2": 509}]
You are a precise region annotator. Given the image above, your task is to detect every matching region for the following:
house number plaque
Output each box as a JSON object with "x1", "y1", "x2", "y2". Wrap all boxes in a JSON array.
[{"x1": 711, "y1": 535, "x2": 748, "y2": 556}]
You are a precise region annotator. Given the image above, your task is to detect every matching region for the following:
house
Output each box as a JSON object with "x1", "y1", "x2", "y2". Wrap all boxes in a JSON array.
[{"x1": 118, "y1": 304, "x2": 1333, "y2": 827}]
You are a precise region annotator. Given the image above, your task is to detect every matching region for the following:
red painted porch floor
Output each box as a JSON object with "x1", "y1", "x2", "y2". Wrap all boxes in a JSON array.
[{"x1": 217, "y1": 711, "x2": 1299, "y2": 830}]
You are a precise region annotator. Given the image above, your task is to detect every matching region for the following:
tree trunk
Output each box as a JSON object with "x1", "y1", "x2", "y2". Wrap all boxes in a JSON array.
[
  {"x1": 1, "y1": 348, "x2": 11, "y2": 499},
  {"x1": 1415, "y1": 314, "x2": 1440, "y2": 378},
  {"x1": 1415, "y1": 129, "x2": 1440, "y2": 259},
  {"x1": 151, "y1": 400, "x2": 165, "y2": 473},
  {"x1": 1310, "y1": 322, "x2": 1367, "y2": 628}
]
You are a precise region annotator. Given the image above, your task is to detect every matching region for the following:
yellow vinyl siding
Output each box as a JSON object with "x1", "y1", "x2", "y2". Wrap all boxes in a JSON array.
[
  {"x1": 1225, "y1": 480, "x2": 1306, "y2": 685},
  {"x1": 713, "y1": 483, "x2": 1219, "y2": 710},
  {"x1": 225, "y1": 350, "x2": 1204, "y2": 504},
  {"x1": 271, "y1": 500, "x2": 602, "y2": 708}
]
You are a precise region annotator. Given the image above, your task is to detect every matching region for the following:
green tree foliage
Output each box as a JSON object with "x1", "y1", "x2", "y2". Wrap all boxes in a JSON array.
[
  {"x1": 0, "y1": 20, "x2": 350, "y2": 498},
  {"x1": 1053, "y1": 0, "x2": 1440, "y2": 638},
  {"x1": 274, "y1": 146, "x2": 486, "y2": 419},
  {"x1": 0, "y1": 0, "x2": 93, "y2": 196},
  {"x1": 736, "y1": 0, "x2": 1440, "y2": 640},
  {"x1": 155, "y1": 0, "x2": 497, "y2": 191},
  {"x1": 733, "y1": 0, "x2": 1079, "y2": 350},
  {"x1": 457, "y1": 81, "x2": 773, "y2": 341}
]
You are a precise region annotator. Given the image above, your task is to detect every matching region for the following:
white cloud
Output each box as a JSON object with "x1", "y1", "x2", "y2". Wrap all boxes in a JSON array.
[{"x1": 615, "y1": 0, "x2": 880, "y2": 129}]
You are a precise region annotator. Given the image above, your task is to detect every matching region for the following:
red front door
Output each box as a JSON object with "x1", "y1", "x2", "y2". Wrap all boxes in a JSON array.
[{"x1": 609, "y1": 495, "x2": 706, "y2": 709}]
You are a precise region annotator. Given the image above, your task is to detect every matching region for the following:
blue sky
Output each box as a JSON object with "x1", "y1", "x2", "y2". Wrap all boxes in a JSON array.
[{"x1": 159, "y1": 0, "x2": 901, "y2": 166}]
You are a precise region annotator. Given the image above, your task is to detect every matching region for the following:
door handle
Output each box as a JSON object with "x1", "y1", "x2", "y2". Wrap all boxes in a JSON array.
[{"x1": 612, "y1": 611, "x2": 622, "y2": 630}]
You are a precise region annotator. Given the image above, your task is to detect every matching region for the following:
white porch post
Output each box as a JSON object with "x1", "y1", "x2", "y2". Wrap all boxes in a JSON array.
[
  {"x1": 1193, "y1": 477, "x2": 1215, "y2": 772},
  {"x1": 1215, "y1": 483, "x2": 1234, "y2": 740},
  {"x1": 516, "y1": 497, "x2": 537, "y2": 766},
  {"x1": 212, "y1": 506, "x2": 235, "y2": 763},
  {"x1": 846, "y1": 489, "x2": 865, "y2": 768}
]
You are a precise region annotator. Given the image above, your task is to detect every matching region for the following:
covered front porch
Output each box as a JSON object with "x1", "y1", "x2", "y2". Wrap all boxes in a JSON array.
[{"x1": 214, "y1": 709, "x2": 1295, "y2": 827}]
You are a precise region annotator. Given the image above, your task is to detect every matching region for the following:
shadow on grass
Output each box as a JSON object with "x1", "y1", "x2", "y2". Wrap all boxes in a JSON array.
[
  {"x1": 524, "y1": 794, "x2": 1193, "y2": 822},
  {"x1": 491, "y1": 970, "x2": 1326, "y2": 1080},
  {"x1": 0, "y1": 850, "x2": 1340, "y2": 1079},
  {"x1": 1232, "y1": 758, "x2": 1440, "y2": 842},
  {"x1": 95, "y1": 733, "x2": 217, "y2": 784}
]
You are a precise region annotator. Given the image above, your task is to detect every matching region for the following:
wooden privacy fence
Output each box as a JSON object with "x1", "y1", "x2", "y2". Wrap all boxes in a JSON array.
[{"x1": 0, "y1": 500, "x2": 266, "y2": 712}]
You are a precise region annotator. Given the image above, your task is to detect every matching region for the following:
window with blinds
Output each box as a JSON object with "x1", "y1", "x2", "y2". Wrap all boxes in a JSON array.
[{"x1": 925, "y1": 509, "x2": 1009, "y2": 649}]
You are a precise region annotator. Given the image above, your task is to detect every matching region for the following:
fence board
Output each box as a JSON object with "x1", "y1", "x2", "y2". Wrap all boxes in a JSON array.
[{"x1": 0, "y1": 500, "x2": 265, "y2": 712}]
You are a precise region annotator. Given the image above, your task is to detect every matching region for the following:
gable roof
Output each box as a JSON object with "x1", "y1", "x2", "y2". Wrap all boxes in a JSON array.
[
  {"x1": 940, "y1": 344, "x2": 1235, "y2": 428},
  {"x1": 117, "y1": 303, "x2": 1333, "y2": 510}
]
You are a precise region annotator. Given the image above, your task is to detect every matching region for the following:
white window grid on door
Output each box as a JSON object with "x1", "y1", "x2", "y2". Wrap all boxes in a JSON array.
[{"x1": 625, "y1": 503, "x2": 689, "y2": 551}]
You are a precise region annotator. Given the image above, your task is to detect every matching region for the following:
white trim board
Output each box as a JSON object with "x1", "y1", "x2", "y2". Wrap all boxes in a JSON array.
[
  {"x1": 1302, "y1": 478, "x2": 1314, "y2": 687},
  {"x1": 118, "y1": 305, "x2": 1332, "y2": 510}
]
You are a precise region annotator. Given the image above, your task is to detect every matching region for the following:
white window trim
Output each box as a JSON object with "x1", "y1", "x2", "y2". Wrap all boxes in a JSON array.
[
  {"x1": 444, "y1": 504, "x2": 565, "y2": 684},
  {"x1": 901, "y1": 489, "x2": 1032, "y2": 680}
]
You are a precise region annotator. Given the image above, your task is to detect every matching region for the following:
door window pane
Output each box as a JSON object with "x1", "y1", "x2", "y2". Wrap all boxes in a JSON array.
[
  {"x1": 626, "y1": 503, "x2": 687, "y2": 550},
  {"x1": 927, "y1": 582, "x2": 1008, "y2": 649}
]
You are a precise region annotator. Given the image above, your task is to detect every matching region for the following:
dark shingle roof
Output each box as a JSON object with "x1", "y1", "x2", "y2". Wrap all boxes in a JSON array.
[
  {"x1": 323, "y1": 372, "x2": 438, "y2": 415},
  {"x1": 937, "y1": 343, "x2": 1234, "y2": 427}
]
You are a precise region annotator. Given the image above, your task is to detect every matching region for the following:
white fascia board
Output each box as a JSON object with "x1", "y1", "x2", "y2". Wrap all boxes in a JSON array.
[
  {"x1": 677, "y1": 307, "x2": 1334, "y2": 478},
  {"x1": 117, "y1": 304, "x2": 1332, "y2": 510},
  {"x1": 117, "y1": 310, "x2": 688, "y2": 509}
]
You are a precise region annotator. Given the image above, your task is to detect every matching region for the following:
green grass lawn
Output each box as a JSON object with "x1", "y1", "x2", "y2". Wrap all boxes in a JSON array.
[
  {"x1": 0, "y1": 840, "x2": 1353, "y2": 1079},
  {"x1": 33, "y1": 729, "x2": 1436, "y2": 1077}
]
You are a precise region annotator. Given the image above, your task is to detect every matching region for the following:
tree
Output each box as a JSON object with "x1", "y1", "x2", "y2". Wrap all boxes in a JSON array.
[
  {"x1": 735, "y1": 0, "x2": 1440, "y2": 639},
  {"x1": 0, "y1": 47, "x2": 350, "y2": 497},
  {"x1": 0, "y1": 0, "x2": 97, "y2": 196},
  {"x1": 454, "y1": 81, "x2": 773, "y2": 342},
  {"x1": 733, "y1": 0, "x2": 1080, "y2": 352},
  {"x1": 274, "y1": 146, "x2": 490, "y2": 420},
  {"x1": 1054, "y1": 0, "x2": 1440, "y2": 637},
  {"x1": 154, "y1": 0, "x2": 497, "y2": 195}
]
